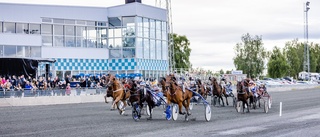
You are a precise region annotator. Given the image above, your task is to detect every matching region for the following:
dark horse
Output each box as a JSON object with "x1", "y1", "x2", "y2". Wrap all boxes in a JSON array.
[
  {"x1": 236, "y1": 79, "x2": 254, "y2": 113},
  {"x1": 210, "y1": 77, "x2": 225, "y2": 107},
  {"x1": 164, "y1": 74, "x2": 193, "y2": 116},
  {"x1": 140, "y1": 85, "x2": 165, "y2": 120}
]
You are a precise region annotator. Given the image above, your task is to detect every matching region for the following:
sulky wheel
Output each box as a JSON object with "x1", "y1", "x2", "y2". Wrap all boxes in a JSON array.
[
  {"x1": 172, "y1": 104, "x2": 179, "y2": 121},
  {"x1": 204, "y1": 104, "x2": 211, "y2": 122},
  {"x1": 264, "y1": 100, "x2": 269, "y2": 113}
]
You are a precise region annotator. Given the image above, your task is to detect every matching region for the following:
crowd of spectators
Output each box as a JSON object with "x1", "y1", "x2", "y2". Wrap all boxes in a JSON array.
[{"x1": 0, "y1": 74, "x2": 112, "y2": 98}]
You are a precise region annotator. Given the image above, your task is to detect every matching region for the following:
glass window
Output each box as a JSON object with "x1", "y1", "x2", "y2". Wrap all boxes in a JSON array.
[
  {"x1": 162, "y1": 30, "x2": 167, "y2": 41},
  {"x1": 65, "y1": 25, "x2": 75, "y2": 36},
  {"x1": 150, "y1": 40, "x2": 155, "y2": 59},
  {"x1": 137, "y1": 17, "x2": 143, "y2": 27},
  {"x1": 156, "y1": 40, "x2": 162, "y2": 59},
  {"x1": 76, "y1": 37, "x2": 86, "y2": 47},
  {"x1": 16, "y1": 23, "x2": 29, "y2": 34},
  {"x1": 97, "y1": 27, "x2": 107, "y2": 38},
  {"x1": 108, "y1": 38, "x2": 114, "y2": 48},
  {"x1": 143, "y1": 27, "x2": 149, "y2": 38},
  {"x1": 86, "y1": 21, "x2": 95, "y2": 26},
  {"x1": 123, "y1": 48, "x2": 135, "y2": 58},
  {"x1": 109, "y1": 49, "x2": 121, "y2": 58},
  {"x1": 123, "y1": 36, "x2": 135, "y2": 47},
  {"x1": 114, "y1": 38, "x2": 122, "y2": 48},
  {"x1": 0, "y1": 45, "x2": 3, "y2": 57},
  {"x1": 42, "y1": 36, "x2": 53, "y2": 46},
  {"x1": 76, "y1": 20, "x2": 86, "y2": 25},
  {"x1": 162, "y1": 41, "x2": 168, "y2": 60},
  {"x1": 42, "y1": 18, "x2": 52, "y2": 23},
  {"x1": 24, "y1": 46, "x2": 30, "y2": 57},
  {"x1": 143, "y1": 39, "x2": 149, "y2": 59},
  {"x1": 65, "y1": 20, "x2": 75, "y2": 24},
  {"x1": 97, "y1": 38, "x2": 103, "y2": 48},
  {"x1": 108, "y1": 29, "x2": 114, "y2": 38},
  {"x1": 137, "y1": 26, "x2": 143, "y2": 37},
  {"x1": 53, "y1": 19, "x2": 64, "y2": 24},
  {"x1": 76, "y1": 26, "x2": 86, "y2": 38},
  {"x1": 30, "y1": 24, "x2": 40, "y2": 34},
  {"x1": 30, "y1": 46, "x2": 41, "y2": 57},
  {"x1": 101, "y1": 38, "x2": 108, "y2": 48},
  {"x1": 41, "y1": 24, "x2": 52, "y2": 35},
  {"x1": 87, "y1": 38, "x2": 96, "y2": 48},
  {"x1": 54, "y1": 36, "x2": 64, "y2": 47},
  {"x1": 136, "y1": 38, "x2": 143, "y2": 58},
  {"x1": 54, "y1": 25, "x2": 63, "y2": 35},
  {"x1": 114, "y1": 27, "x2": 122, "y2": 37},
  {"x1": 143, "y1": 18, "x2": 149, "y2": 28},
  {"x1": 150, "y1": 27, "x2": 155, "y2": 39},
  {"x1": 4, "y1": 45, "x2": 16, "y2": 57},
  {"x1": 16, "y1": 46, "x2": 24, "y2": 57},
  {"x1": 3, "y1": 22, "x2": 15, "y2": 33},
  {"x1": 97, "y1": 22, "x2": 107, "y2": 26},
  {"x1": 108, "y1": 17, "x2": 122, "y2": 27},
  {"x1": 65, "y1": 37, "x2": 75, "y2": 47},
  {"x1": 0, "y1": 22, "x2": 2, "y2": 33},
  {"x1": 87, "y1": 27, "x2": 96, "y2": 38},
  {"x1": 162, "y1": 21, "x2": 167, "y2": 31}
]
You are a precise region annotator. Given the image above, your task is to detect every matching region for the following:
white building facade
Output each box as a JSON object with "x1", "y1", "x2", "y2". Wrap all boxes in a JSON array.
[{"x1": 0, "y1": 2, "x2": 169, "y2": 79}]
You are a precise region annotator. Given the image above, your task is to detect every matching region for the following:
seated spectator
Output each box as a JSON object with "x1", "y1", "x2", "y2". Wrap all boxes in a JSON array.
[{"x1": 25, "y1": 81, "x2": 32, "y2": 89}]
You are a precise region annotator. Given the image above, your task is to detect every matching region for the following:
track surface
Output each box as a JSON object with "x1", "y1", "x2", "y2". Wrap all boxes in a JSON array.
[{"x1": 1, "y1": 88, "x2": 320, "y2": 137}]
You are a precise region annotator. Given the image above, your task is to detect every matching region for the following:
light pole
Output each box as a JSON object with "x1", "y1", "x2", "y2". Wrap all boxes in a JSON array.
[{"x1": 303, "y1": 1, "x2": 310, "y2": 80}]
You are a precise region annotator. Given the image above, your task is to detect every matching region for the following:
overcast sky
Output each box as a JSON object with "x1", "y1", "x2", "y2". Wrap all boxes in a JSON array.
[{"x1": 1, "y1": 0, "x2": 319, "y2": 72}]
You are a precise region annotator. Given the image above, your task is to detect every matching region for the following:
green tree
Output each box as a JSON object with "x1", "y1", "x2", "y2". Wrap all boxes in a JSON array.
[
  {"x1": 219, "y1": 69, "x2": 224, "y2": 74},
  {"x1": 172, "y1": 33, "x2": 192, "y2": 69},
  {"x1": 309, "y1": 43, "x2": 320, "y2": 72},
  {"x1": 267, "y1": 46, "x2": 289, "y2": 78},
  {"x1": 233, "y1": 33, "x2": 268, "y2": 78},
  {"x1": 283, "y1": 39, "x2": 304, "y2": 78}
]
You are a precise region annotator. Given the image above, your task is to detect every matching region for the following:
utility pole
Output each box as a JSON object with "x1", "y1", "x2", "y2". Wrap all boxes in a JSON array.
[{"x1": 303, "y1": 1, "x2": 310, "y2": 80}]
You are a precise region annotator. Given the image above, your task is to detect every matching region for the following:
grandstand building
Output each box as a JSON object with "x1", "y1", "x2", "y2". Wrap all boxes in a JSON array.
[{"x1": 0, "y1": 0, "x2": 169, "y2": 79}]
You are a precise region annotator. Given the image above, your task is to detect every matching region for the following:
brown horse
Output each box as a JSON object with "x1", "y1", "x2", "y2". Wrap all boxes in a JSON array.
[
  {"x1": 164, "y1": 74, "x2": 193, "y2": 116},
  {"x1": 210, "y1": 77, "x2": 225, "y2": 107},
  {"x1": 196, "y1": 79, "x2": 207, "y2": 99},
  {"x1": 236, "y1": 79, "x2": 255, "y2": 113},
  {"x1": 106, "y1": 75, "x2": 130, "y2": 115},
  {"x1": 104, "y1": 75, "x2": 112, "y2": 103}
]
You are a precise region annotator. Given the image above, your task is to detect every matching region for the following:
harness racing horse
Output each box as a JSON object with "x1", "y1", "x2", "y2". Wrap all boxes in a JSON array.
[
  {"x1": 236, "y1": 79, "x2": 254, "y2": 113},
  {"x1": 196, "y1": 79, "x2": 207, "y2": 100},
  {"x1": 164, "y1": 74, "x2": 193, "y2": 117},
  {"x1": 107, "y1": 75, "x2": 130, "y2": 115},
  {"x1": 104, "y1": 75, "x2": 112, "y2": 103},
  {"x1": 210, "y1": 77, "x2": 225, "y2": 107}
]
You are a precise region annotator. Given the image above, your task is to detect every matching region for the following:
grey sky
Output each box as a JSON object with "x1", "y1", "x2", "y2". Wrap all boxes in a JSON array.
[{"x1": 1, "y1": 0, "x2": 319, "y2": 72}]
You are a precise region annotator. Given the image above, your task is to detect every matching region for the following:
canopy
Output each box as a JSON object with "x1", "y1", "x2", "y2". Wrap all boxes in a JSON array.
[{"x1": 0, "y1": 57, "x2": 55, "y2": 78}]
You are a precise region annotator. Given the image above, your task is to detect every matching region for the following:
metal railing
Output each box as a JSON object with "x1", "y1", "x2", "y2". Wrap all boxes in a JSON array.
[{"x1": 0, "y1": 87, "x2": 107, "y2": 98}]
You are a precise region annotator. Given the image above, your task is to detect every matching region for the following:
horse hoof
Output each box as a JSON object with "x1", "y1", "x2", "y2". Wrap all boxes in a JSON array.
[
  {"x1": 147, "y1": 117, "x2": 152, "y2": 120},
  {"x1": 179, "y1": 112, "x2": 186, "y2": 115}
]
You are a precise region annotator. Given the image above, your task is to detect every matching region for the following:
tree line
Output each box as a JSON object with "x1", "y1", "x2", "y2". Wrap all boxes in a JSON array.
[{"x1": 233, "y1": 33, "x2": 320, "y2": 79}]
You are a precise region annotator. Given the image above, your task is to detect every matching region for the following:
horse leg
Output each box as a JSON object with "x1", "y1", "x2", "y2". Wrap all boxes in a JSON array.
[
  {"x1": 245, "y1": 100, "x2": 250, "y2": 113},
  {"x1": 183, "y1": 99, "x2": 191, "y2": 116},
  {"x1": 121, "y1": 99, "x2": 127, "y2": 115},
  {"x1": 178, "y1": 101, "x2": 186, "y2": 115},
  {"x1": 225, "y1": 96, "x2": 229, "y2": 106},
  {"x1": 112, "y1": 97, "x2": 121, "y2": 111},
  {"x1": 104, "y1": 95, "x2": 109, "y2": 103},
  {"x1": 147, "y1": 104, "x2": 153, "y2": 120},
  {"x1": 220, "y1": 95, "x2": 225, "y2": 107}
]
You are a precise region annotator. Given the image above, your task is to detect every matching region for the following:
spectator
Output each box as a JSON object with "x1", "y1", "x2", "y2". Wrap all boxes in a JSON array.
[
  {"x1": 14, "y1": 83, "x2": 23, "y2": 98},
  {"x1": 66, "y1": 83, "x2": 71, "y2": 96}
]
